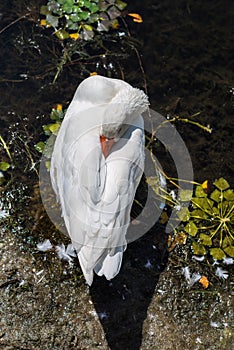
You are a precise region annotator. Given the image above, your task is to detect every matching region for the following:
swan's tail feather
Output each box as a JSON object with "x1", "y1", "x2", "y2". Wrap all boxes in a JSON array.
[
  {"x1": 94, "y1": 246, "x2": 124, "y2": 280},
  {"x1": 78, "y1": 246, "x2": 124, "y2": 285}
]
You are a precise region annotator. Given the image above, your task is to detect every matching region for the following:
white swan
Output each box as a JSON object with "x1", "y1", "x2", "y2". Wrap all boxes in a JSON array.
[{"x1": 50, "y1": 75, "x2": 149, "y2": 285}]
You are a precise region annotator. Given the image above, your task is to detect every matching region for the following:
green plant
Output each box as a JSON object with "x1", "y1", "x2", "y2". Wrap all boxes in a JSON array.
[
  {"x1": 0, "y1": 135, "x2": 13, "y2": 184},
  {"x1": 40, "y1": 0, "x2": 127, "y2": 40},
  {"x1": 35, "y1": 104, "x2": 65, "y2": 169},
  {"x1": 177, "y1": 178, "x2": 234, "y2": 259}
]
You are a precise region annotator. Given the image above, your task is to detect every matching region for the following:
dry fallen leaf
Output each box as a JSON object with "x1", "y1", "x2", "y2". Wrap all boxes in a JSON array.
[
  {"x1": 69, "y1": 33, "x2": 79, "y2": 40},
  {"x1": 202, "y1": 180, "x2": 209, "y2": 191},
  {"x1": 199, "y1": 275, "x2": 209, "y2": 289},
  {"x1": 56, "y1": 104, "x2": 63, "y2": 111},
  {"x1": 128, "y1": 13, "x2": 143, "y2": 23}
]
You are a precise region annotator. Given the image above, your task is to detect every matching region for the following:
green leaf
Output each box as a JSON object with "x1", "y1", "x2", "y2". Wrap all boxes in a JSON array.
[
  {"x1": 78, "y1": 0, "x2": 85, "y2": 6},
  {"x1": 99, "y1": 1, "x2": 109, "y2": 11},
  {"x1": 43, "y1": 124, "x2": 52, "y2": 135},
  {"x1": 35, "y1": 142, "x2": 45, "y2": 153},
  {"x1": 200, "y1": 233, "x2": 212, "y2": 246},
  {"x1": 89, "y1": 4, "x2": 99, "y2": 13},
  {"x1": 79, "y1": 11, "x2": 89, "y2": 20},
  {"x1": 89, "y1": 13, "x2": 100, "y2": 23},
  {"x1": 223, "y1": 189, "x2": 234, "y2": 201},
  {"x1": 46, "y1": 14, "x2": 59, "y2": 27},
  {"x1": 222, "y1": 236, "x2": 234, "y2": 248},
  {"x1": 179, "y1": 189, "x2": 193, "y2": 202},
  {"x1": 224, "y1": 245, "x2": 234, "y2": 258},
  {"x1": 63, "y1": 3, "x2": 74, "y2": 14},
  {"x1": 50, "y1": 108, "x2": 64, "y2": 121},
  {"x1": 66, "y1": 20, "x2": 79, "y2": 30},
  {"x1": 177, "y1": 207, "x2": 190, "y2": 221},
  {"x1": 83, "y1": 0, "x2": 93, "y2": 8},
  {"x1": 70, "y1": 13, "x2": 81, "y2": 22},
  {"x1": 213, "y1": 177, "x2": 230, "y2": 191},
  {"x1": 40, "y1": 5, "x2": 50, "y2": 15},
  {"x1": 192, "y1": 241, "x2": 206, "y2": 255},
  {"x1": 210, "y1": 248, "x2": 226, "y2": 260},
  {"x1": 82, "y1": 24, "x2": 93, "y2": 31},
  {"x1": 55, "y1": 29, "x2": 70, "y2": 40},
  {"x1": 195, "y1": 185, "x2": 207, "y2": 198},
  {"x1": 210, "y1": 189, "x2": 221, "y2": 202},
  {"x1": 45, "y1": 160, "x2": 51, "y2": 171},
  {"x1": 218, "y1": 200, "x2": 233, "y2": 214},
  {"x1": 43, "y1": 135, "x2": 56, "y2": 158},
  {"x1": 116, "y1": 0, "x2": 127, "y2": 10},
  {"x1": 192, "y1": 197, "x2": 214, "y2": 210},
  {"x1": 0, "y1": 162, "x2": 11, "y2": 171},
  {"x1": 184, "y1": 221, "x2": 198, "y2": 236},
  {"x1": 48, "y1": 123, "x2": 61, "y2": 135},
  {"x1": 48, "y1": 1, "x2": 62, "y2": 14},
  {"x1": 190, "y1": 209, "x2": 208, "y2": 219}
]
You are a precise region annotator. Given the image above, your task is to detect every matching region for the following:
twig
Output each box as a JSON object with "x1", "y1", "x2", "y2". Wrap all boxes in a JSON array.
[
  {"x1": 0, "y1": 135, "x2": 13, "y2": 161},
  {"x1": 0, "y1": 13, "x2": 30, "y2": 35}
]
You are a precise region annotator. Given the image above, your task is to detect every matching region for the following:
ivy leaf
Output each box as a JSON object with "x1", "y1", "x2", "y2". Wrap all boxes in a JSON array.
[
  {"x1": 116, "y1": 0, "x2": 127, "y2": 10},
  {"x1": 108, "y1": 6, "x2": 121, "y2": 20},
  {"x1": 190, "y1": 209, "x2": 208, "y2": 219},
  {"x1": 83, "y1": 24, "x2": 93, "y2": 31},
  {"x1": 99, "y1": 1, "x2": 109, "y2": 11},
  {"x1": 146, "y1": 176, "x2": 162, "y2": 196},
  {"x1": 35, "y1": 142, "x2": 45, "y2": 153},
  {"x1": 224, "y1": 245, "x2": 234, "y2": 258},
  {"x1": 177, "y1": 207, "x2": 190, "y2": 222},
  {"x1": 179, "y1": 189, "x2": 193, "y2": 202},
  {"x1": 50, "y1": 108, "x2": 64, "y2": 121},
  {"x1": 79, "y1": 11, "x2": 89, "y2": 20},
  {"x1": 55, "y1": 29, "x2": 70, "y2": 40},
  {"x1": 43, "y1": 135, "x2": 56, "y2": 159},
  {"x1": 66, "y1": 20, "x2": 79, "y2": 30},
  {"x1": 89, "y1": 4, "x2": 99, "y2": 13},
  {"x1": 210, "y1": 189, "x2": 221, "y2": 202},
  {"x1": 192, "y1": 197, "x2": 213, "y2": 210},
  {"x1": 48, "y1": 123, "x2": 61, "y2": 135},
  {"x1": 184, "y1": 221, "x2": 198, "y2": 236},
  {"x1": 223, "y1": 189, "x2": 234, "y2": 201},
  {"x1": 222, "y1": 236, "x2": 234, "y2": 248},
  {"x1": 70, "y1": 13, "x2": 81, "y2": 22},
  {"x1": 199, "y1": 233, "x2": 212, "y2": 246},
  {"x1": 63, "y1": 4, "x2": 73, "y2": 14},
  {"x1": 210, "y1": 248, "x2": 226, "y2": 260},
  {"x1": 195, "y1": 185, "x2": 207, "y2": 198},
  {"x1": 40, "y1": 5, "x2": 50, "y2": 15},
  {"x1": 213, "y1": 177, "x2": 230, "y2": 191},
  {"x1": 192, "y1": 241, "x2": 206, "y2": 255},
  {"x1": 46, "y1": 14, "x2": 59, "y2": 27},
  {"x1": 45, "y1": 160, "x2": 51, "y2": 171},
  {"x1": 0, "y1": 162, "x2": 11, "y2": 171}
]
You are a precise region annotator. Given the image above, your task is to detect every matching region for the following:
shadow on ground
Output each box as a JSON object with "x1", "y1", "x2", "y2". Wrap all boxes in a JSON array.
[{"x1": 90, "y1": 227, "x2": 168, "y2": 350}]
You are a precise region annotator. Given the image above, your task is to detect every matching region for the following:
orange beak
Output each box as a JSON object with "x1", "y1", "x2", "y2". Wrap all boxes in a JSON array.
[{"x1": 100, "y1": 135, "x2": 115, "y2": 158}]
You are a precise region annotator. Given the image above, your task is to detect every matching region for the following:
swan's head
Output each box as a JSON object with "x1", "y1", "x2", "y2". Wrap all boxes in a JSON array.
[
  {"x1": 100, "y1": 85, "x2": 149, "y2": 140},
  {"x1": 74, "y1": 75, "x2": 149, "y2": 158}
]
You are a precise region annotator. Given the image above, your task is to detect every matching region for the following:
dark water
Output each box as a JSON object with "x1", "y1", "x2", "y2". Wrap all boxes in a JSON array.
[
  {"x1": 1, "y1": 0, "x2": 233, "y2": 184},
  {"x1": 0, "y1": 1, "x2": 233, "y2": 349}
]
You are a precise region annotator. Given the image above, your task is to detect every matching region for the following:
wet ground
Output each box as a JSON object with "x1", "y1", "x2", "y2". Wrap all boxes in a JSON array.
[{"x1": 0, "y1": 0, "x2": 233, "y2": 349}]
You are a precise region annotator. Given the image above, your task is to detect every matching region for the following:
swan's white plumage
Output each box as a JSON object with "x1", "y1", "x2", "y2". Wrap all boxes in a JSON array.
[{"x1": 50, "y1": 75, "x2": 149, "y2": 285}]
